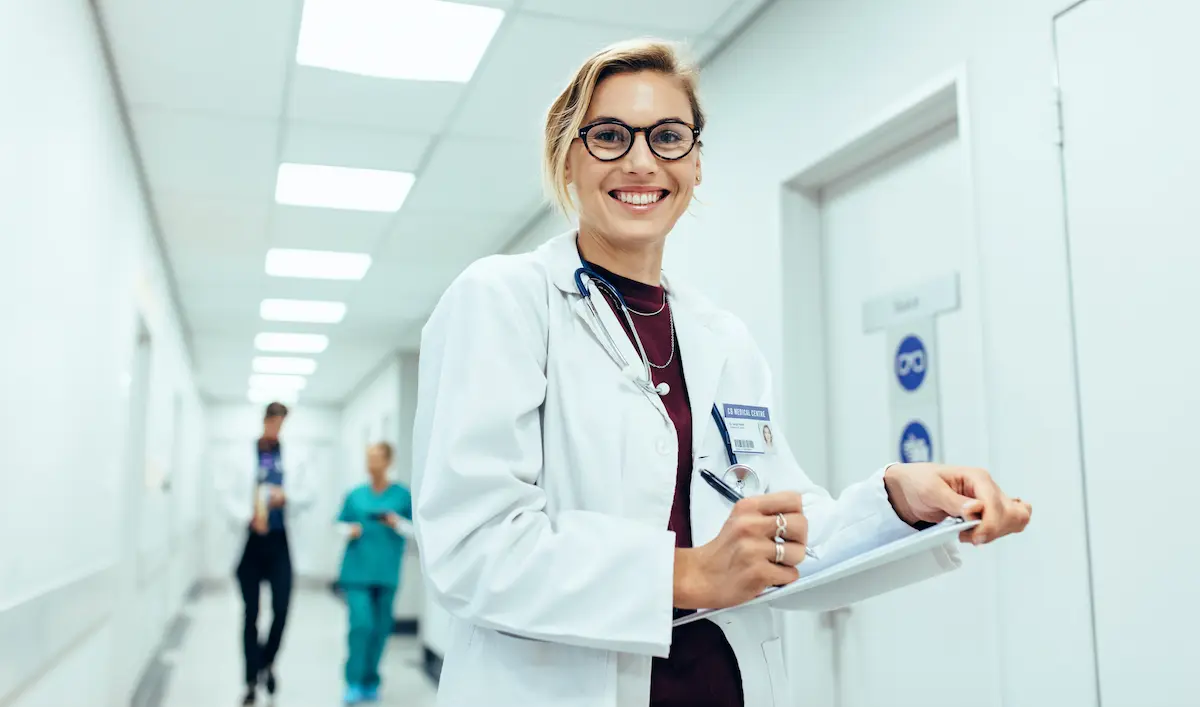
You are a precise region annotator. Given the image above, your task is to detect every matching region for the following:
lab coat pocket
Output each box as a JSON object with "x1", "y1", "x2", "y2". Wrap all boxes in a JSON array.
[
  {"x1": 470, "y1": 627, "x2": 609, "y2": 705},
  {"x1": 761, "y1": 637, "x2": 790, "y2": 706}
]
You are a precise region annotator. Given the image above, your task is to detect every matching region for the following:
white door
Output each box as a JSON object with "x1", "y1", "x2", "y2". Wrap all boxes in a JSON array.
[
  {"x1": 818, "y1": 123, "x2": 1000, "y2": 707},
  {"x1": 1056, "y1": 1, "x2": 1200, "y2": 704}
]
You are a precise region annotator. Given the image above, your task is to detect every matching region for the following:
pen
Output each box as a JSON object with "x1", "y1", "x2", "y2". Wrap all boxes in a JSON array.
[{"x1": 699, "y1": 469, "x2": 819, "y2": 560}]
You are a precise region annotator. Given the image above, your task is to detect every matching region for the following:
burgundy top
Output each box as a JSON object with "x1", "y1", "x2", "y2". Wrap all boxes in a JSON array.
[{"x1": 586, "y1": 261, "x2": 744, "y2": 707}]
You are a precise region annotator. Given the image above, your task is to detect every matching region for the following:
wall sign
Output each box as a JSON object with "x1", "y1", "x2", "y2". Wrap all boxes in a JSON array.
[
  {"x1": 865, "y1": 274, "x2": 959, "y2": 465},
  {"x1": 899, "y1": 419, "x2": 934, "y2": 463}
]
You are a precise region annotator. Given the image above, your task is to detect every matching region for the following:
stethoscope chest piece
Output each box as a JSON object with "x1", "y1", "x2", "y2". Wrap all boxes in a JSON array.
[{"x1": 722, "y1": 464, "x2": 762, "y2": 496}]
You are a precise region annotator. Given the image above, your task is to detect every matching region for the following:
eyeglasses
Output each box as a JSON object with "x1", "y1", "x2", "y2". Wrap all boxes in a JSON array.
[{"x1": 578, "y1": 119, "x2": 700, "y2": 162}]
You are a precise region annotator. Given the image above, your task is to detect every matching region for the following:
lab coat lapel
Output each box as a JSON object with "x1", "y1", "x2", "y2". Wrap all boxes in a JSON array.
[
  {"x1": 670, "y1": 295, "x2": 727, "y2": 460},
  {"x1": 572, "y1": 295, "x2": 671, "y2": 420}
]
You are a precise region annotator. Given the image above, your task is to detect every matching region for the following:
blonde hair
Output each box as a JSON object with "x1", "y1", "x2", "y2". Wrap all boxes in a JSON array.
[
  {"x1": 371, "y1": 441, "x2": 394, "y2": 461},
  {"x1": 542, "y1": 39, "x2": 705, "y2": 214}
]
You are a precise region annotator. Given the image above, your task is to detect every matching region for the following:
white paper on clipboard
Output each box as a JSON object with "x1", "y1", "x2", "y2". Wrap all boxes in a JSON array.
[{"x1": 673, "y1": 517, "x2": 980, "y2": 627}]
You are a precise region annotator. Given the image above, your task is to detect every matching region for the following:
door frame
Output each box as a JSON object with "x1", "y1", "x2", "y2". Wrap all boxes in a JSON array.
[
  {"x1": 777, "y1": 66, "x2": 987, "y2": 493},
  {"x1": 775, "y1": 66, "x2": 989, "y2": 706},
  {"x1": 1050, "y1": 1, "x2": 1122, "y2": 704}
]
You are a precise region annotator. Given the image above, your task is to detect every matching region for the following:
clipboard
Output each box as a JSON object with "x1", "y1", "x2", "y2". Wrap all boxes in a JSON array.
[{"x1": 674, "y1": 517, "x2": 980, "y2": 626}]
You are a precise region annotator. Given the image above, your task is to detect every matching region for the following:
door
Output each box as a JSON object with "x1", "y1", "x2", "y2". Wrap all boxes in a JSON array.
[
  {"x1": 818, "y1": 123, "x2": 1000, "y2": 706},
  {"x1": 1056, "y1": 1, "x2": 1200, "y2": 703}
]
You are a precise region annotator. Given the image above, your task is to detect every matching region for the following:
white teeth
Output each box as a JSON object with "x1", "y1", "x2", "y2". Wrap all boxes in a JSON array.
[{"x1": 615, "y1": 191, "x2": 663, "y2": 206}]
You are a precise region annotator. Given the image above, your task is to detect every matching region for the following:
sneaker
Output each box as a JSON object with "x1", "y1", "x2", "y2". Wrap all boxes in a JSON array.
[
  {"x1": 361, "y1": 685, "x2": 380, "y2": 702},
  {"x1": 241, "y1": 686, "x2": 256, "y2": 705},
  {"x1": 343, "y1": 685, "x2": 365, "y2": 704}
]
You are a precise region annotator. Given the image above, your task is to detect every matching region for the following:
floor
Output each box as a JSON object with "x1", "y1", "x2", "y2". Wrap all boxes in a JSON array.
[{"x1": 159, "y1": 586, "x2": 439, "y2": 707}]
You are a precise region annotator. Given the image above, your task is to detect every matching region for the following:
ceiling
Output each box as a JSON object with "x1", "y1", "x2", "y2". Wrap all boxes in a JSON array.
[{"x1": 95, "y1": 0, "x2": 768, "y2": 405}]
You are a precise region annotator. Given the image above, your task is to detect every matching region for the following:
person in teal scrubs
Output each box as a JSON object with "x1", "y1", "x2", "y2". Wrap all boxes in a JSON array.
[{"x1": 336, "y1": 442, "x2": 413, "y2": 704}]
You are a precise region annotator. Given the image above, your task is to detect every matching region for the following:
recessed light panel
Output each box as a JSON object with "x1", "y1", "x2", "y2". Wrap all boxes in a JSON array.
[
  {"x1": 254, "y1": 333, "x2": 330, "y2": 353},
  {"x1": 275, "y1": 163, "x2": 415, "y2": 212},
  {"x1": 253, "y1": 357, "x2": 318, "y2": 375},
  {"x1": 296, "y1": 0, "x2": 504, "y2": 83},
  {"x1": 266, "y1": 248, "x2": 372, "y2": 280},
  {"x1": 248, "y1": 388, "x2": 300, "y2": 404},
  {"x1": 249, "y1": 374, "x2": 308, "y2": 391},
  {"x1": 260, "y1": 299, "x2": 347, "y2": 324}
]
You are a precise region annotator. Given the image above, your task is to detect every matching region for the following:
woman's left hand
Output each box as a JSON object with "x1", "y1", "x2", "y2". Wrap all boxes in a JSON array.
[{"x1": 883, "y1": 463, "x2": 1032, "y2": 545}]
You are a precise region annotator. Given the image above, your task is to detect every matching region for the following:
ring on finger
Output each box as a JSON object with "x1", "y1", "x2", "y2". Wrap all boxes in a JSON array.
[
  {"x1": 775, "y1": 513, "x2": 787, "y2": 540},
  {"x1": 774, "y1": 540, "x2": 785, "y2": 564}
]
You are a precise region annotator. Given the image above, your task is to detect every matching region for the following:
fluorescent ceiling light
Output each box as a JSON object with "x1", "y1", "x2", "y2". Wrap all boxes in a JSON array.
[
  {"x1": 260, "y1": 298, "x2": 347, "y2": 324},
  {"x1": 248, "y1": 388, "x2": 300, "y2": 405},
  {"x1": 296, "y1": 0, "x2": 504, "y2": 83},
  {"x1": 253, "y1": 356, "x2": 318, "y2": 375},
  {"x1": 249, "y1": 374, "x2": 308, "y2": 391},
  {"x1": 254, "y1": 333, "x2": 329, "y2": 353},
  {"x1": 266, "y1": 248, "x2": 372, "y2": 280},
  {"x1": 275, "y1": 163, "x2": 415, "y2": 212}
]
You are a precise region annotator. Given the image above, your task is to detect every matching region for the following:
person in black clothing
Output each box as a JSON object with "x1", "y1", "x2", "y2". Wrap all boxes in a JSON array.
[{"x1": 221, "y1": 402, "x2": 314, "y2": 706}]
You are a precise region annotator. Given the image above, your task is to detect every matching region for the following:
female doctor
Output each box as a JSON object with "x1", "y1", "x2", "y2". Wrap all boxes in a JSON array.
[{"x1": 411, "y1": 39, "x2": 1032, "y2": 707}]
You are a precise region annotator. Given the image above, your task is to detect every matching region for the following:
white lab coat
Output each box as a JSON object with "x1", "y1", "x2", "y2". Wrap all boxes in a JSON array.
[
  {"x1": 412, "y1": 232, "x2": 922, "y2": 707},
  {"x1": 217, "y1": 441, "x2": 316, "y2": 567}
]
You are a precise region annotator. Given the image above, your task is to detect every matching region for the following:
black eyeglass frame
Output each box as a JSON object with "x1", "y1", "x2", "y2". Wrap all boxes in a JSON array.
[{"x1": 577, "y1": 118, "x2": 702, "y2": 162}]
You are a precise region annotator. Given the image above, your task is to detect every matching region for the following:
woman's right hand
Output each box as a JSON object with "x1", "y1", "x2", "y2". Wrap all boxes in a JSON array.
[
  {"x1": 673, "y1": 492, "x2": 809, "y2": 610},
  {"x1": 347, "y1": 523, "x2": 363, "y2": 540}
]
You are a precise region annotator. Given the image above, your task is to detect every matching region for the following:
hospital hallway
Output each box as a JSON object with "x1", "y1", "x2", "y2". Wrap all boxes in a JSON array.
[
  {"x1": 151, "y1": 586, "x2": 436, "y2": 707},
  {"x1": 5, "y1": 0, "x2": 1200, "y2": 706}
]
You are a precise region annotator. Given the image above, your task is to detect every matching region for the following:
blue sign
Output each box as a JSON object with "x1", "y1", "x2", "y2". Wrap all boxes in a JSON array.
[
  {"x1": 899, "y1": 420, "x2": 933, "y2": 463},
  {"x1": 895, "y1": 335, "x2": 928, "y2": 391}
]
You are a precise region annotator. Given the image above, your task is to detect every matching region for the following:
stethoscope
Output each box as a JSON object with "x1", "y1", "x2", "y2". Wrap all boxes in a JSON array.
[
  {"x1": 573, "y1": 263, "x2": 672, "y2": 398},
  {"x1": 574, "y1": 260, "x2": 763, "y2": 495},
  {"x1": 709, "y1": 405, "x2": 763, "y2": 495}
]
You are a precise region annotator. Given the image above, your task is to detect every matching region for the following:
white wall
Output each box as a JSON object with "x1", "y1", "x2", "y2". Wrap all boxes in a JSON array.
[
  {"x1": 201, "y1": 403, "x2": 344, "y2": 583},
  {"x1": 512, "y1": 1, "x2": 1098, "y2": 703},
  {"x1": 340, "y1": 354, "x2": 424, "y2": 621},
  {"x1": 0, "y1": 1, "x2": 207, "y2": 705},
  {"x1": 342, "y1": 357, "x2": 402, "y2": 491}
]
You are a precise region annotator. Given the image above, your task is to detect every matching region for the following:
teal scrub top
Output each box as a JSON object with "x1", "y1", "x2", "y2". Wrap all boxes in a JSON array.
[{"x1": 337, "y1": 483, "x2": 413, "y2": 588}]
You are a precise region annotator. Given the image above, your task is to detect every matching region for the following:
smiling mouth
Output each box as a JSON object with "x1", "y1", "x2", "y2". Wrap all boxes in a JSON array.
[{"x1": 609, "y1": 189, "x2": 670, "y2": 206}]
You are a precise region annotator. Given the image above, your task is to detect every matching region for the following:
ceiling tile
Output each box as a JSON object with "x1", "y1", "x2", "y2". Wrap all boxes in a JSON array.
[
  {"x1": 268, "y1": 205, "x2": 392, "y2": 252},
  {"x1": 379, "y1": 207, "x2": 530, "y2": 265},
  {"x1": 404, "y1": 137, "x2": 542, "y2": 213},
  {"x1": 518, "y1": 0, "x2": 735, "y2": 39},
  {"x1": 714, "y1": 0, "x2": 775, "y2": 38},
  {"x1": 100, "y1": 0, "x2": 297, "y2": 119},
  {"x1": 154, "y1": 195, "x2": 270, "y2": 253},
  {"x1": 280, "y1": 122, "x2": 431, "y2": 173},
  {"x1": 445, "y1": 0, "x2": 516, "y2": 9},
  {"x1": 131, "y1": 108, "x2": 279, "y2": 200},
  {"x1": 350, "y1": 261, "x2": 470, "y2": 318},
  {"x1": 287, "y1": 67, "x2": 465, "y2": 132},
  {"x1": 448, "y1": 14, "x2": 695, "y2": 140}
]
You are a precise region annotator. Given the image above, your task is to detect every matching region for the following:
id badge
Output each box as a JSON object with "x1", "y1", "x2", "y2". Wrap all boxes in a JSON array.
[{"x1": 721, "y1": 403, "x2": 776, "y2": 455}]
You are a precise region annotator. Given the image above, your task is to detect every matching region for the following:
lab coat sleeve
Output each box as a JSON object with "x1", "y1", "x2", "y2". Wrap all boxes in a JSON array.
[
  {"x1": 218, "y1": 455, "x2": 253, "y2": 532},
  {"x1": 284, "y1": 452, "x2": 315, "y2": 514},
  {"x1": 745, "y1": 341, "x2": 920, "y2": 571},
  {"x1": 412, "y1": 259, "x2": 677, "y2": 658}
]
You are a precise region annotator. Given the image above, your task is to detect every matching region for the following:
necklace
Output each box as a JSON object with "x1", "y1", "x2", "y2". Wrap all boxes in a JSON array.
[
  {"x1": 598, "y1": 287, "x2": 676, "y2": 369},
  {"x1": 626, "y1": 291, "x2": 667, "y2": 317}
]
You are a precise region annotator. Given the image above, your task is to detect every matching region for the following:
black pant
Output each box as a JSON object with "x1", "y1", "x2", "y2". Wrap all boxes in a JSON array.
[{"x1": 236, "y1": 530, "x2": 293, "y2": 686}]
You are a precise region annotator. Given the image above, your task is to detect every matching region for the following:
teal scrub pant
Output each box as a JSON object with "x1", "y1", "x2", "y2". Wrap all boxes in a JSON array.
[{"x1": 344, "y1": 585, "x2": 397, "y2": 688}]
